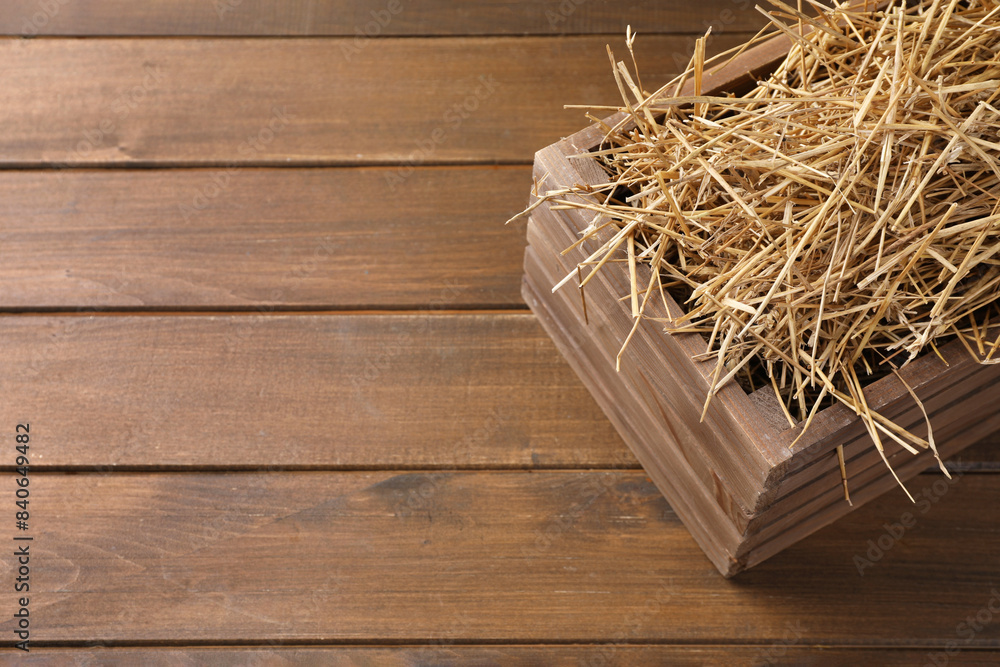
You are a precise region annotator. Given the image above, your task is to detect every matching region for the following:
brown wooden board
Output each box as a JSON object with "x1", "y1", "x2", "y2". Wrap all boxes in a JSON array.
[
  {"x1": 10, "y1": 647, "x2": 1000, "y2": 665},
  {"x1": 0, "y1": 35, "x2": 752, "y2": 167},
  {"x1": 0, "y1": 0, "x2": 770, "y2": 36},
  {"x1": 0, "y1": 313, "x2": 631, "y2": 469},
  {"x1": 0, "y1": 167, "x2": 528, "y2": 310},
  {"x1": 0, "y1": 471, "x2": 998, "y2": 643}
]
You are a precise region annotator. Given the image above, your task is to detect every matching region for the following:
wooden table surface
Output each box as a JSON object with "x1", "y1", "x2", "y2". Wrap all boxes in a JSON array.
[{"x1": 0, "y1": 2, "x2": 998, "y2": 665}]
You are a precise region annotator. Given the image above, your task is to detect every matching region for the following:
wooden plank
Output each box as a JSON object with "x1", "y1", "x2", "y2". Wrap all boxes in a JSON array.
[
  {"x1": 0, "y1": 0, "x2": 768, "y2": 36},
  {"x1": 2, "y1": 471, "x2": 999, "y2": 643},
  {"x1": 0, "y1": 167, "x2": 528, "y2": 309},
  {"x1": 0, "y1": 35, "x2": 752, "y2": 167},
  {"x1": 12, "y1": 647, "x2": 1000, "y2": 665},
  {"x1": 0, "y1": 313, "x2": 631, "y2": 469}
]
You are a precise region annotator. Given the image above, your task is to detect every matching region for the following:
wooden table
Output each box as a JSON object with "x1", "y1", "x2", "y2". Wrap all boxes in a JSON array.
[{"x1": 0, "y1": 2, "x2": 997, "y2": 664}]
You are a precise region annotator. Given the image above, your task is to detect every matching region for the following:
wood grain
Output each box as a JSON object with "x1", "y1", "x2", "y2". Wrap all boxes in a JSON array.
[
  {"x1": 1, "y1": 0, "x2": 995, "y2": 659},
  {"x1": 1, "y1": 471, "x2": 998, "y2": 643},
  {"x1": 527, "y1": 241, "x2": 1000, "y2": 570},
  {"x1": 0, "y1": 313, "x2": 631, "y2": 469},
  {"x1": 0, "y1": 35, "x2": 752, "y2": 167},
  {"x1": 13, "y1": 647, "x2": 1000, "y2": 665},
  {"x1": 0, "y1": 312, "x2": 994, "y2": 470},
  {"x1": 0, "y1": 0, "x2": 769, "y2": 36},
  {"x1": 0, "y1": 167, "x2": 528, "y2": 309}
]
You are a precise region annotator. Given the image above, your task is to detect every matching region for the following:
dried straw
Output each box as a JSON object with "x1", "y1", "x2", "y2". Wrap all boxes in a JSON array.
[{"x1": 522, "y1": 0, "x2": 1000, "y2": 499}]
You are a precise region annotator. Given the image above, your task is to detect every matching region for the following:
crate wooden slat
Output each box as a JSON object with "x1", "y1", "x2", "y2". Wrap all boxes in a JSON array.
[{"x1": 521, "y1": 32, "x2": 1000, "y2": 575}]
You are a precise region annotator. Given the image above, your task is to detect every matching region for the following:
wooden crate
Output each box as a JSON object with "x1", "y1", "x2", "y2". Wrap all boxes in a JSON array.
[{"x1": 521, "y1": 34, "x2": 1000, "y2": 576}]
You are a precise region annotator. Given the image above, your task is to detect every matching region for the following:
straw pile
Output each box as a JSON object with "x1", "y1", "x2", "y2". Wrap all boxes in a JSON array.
[{"x1": 523, "y1": 0, "x2": 1000, "y2": 499}]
